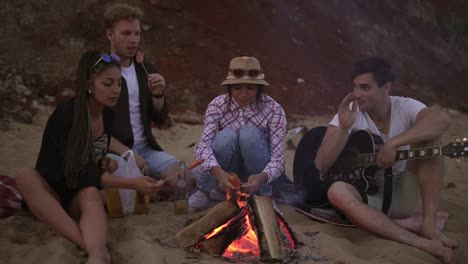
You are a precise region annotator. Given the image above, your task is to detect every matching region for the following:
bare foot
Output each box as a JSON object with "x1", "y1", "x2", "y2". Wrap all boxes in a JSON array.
[
  {"x1": 422, "y1": 228, "x2": 459, "y2": 249},
  {"x1": 424, "y1": 239, "x2": 454, "y2": 264},
  {"x1": 86, "y1": 253, "x2": 109, "y2": 264}
]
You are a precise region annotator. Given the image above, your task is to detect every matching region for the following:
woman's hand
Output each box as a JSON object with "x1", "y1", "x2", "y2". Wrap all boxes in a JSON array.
[
  {"x1": 133, "y1": 176, "x2": 164, "y2": 195},
  {"x1": 241, "y1": 173, "x2": 268, "y2": 194},
  {"x1": 100, "y1": 156, "x2": 118, "y2": 173},
  {"x1": 211, "y1": 167, "x2": 236, "y2": 191}
]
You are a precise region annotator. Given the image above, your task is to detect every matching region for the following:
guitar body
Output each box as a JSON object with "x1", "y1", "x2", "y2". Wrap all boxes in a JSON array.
[{"x1": 293, "y1": 127, "x2": 383, "y2": 208}]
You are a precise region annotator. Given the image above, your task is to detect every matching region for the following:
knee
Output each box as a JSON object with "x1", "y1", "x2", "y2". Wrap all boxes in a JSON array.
[
  {"x1": 239, "y1": 126, "x2": 269, "y2": 153},
  {"x1": 327, "y1": 181, "x2": 353, "y2": 209},
  {"x1": 79, "y1": 187, "x2": 104, "y2": 208},
  {"x1": 238, "y1": 125, "x2": 263, "y2": 144},
  {"x1": 212, "y1": 128, "x2": 238, "y2": 152}
]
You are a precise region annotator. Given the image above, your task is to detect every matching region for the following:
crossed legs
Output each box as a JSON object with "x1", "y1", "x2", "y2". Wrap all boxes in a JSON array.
[
  {"x1": 15, "y1": 168, "x2": 109, "y2": 264},
  {"x1": 328, "y1": 181, "x2": 454, "y2": 263}
]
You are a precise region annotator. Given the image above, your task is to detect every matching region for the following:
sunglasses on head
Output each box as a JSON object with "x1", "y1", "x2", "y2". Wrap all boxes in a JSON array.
[
  {"x1": 91, "y1": 53, "x2": 121, "y2": 69},
  {"x1": 230, "y1": 69, "x2": 261, "y2": 79}
]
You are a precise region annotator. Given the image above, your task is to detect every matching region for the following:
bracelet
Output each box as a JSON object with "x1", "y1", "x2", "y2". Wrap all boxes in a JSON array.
[{"x1": 152, "y1": 90, "x2": 165, "y2": 99}]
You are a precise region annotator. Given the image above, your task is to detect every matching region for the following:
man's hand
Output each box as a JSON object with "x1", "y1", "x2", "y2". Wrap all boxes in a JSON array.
[
  {"x1": 377, "y1": 140, "x2": 397, "y2": 169},
  {"x1": 147, "y1": 73, "x2": 165, "y2": 97},
  {"x1": 133, "y1": 176, "x2": 164, "y2": 195},
  {"x1": 241, "y1": 173, "x2": 268, "y2": 194},
  {"x1": 337, "y1": 93, "x2": 358, "y2": 130},
  {"x1": 100, "y1": 156, "x2": 118, "y2": 173}
]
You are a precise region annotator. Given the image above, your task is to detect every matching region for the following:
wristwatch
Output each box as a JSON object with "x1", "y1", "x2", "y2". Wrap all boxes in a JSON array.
[{"x1": 152, "y1": 90, "x2": 165, "y2": 99}]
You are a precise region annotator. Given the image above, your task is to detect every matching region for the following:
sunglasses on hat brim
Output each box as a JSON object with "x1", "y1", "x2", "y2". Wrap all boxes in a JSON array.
[{"x1": 230, "y1": 69, "x2": 261, "y2": 79}]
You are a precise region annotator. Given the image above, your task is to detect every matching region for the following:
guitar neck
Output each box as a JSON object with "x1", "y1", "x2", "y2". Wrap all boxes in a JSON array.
[{"x1": 358, "y1": 146, "x2": 443, "y2": 167}]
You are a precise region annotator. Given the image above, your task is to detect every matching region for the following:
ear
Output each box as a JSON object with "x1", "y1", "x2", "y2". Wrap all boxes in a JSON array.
[
  {"x1": 106, "y1": 28, "x2": 113, "y2": 41},
  {"x1": 383, "y1": 81, "x2": 392, "y2": 94},
  {"x1": 87, "y1": 79, "x2": 94, "y2": 95}
]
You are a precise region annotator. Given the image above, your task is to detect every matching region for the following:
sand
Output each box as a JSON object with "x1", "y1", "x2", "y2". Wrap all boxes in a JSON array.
[{"x1": 0, "y1": 107, "x2": 467, "y2": 264}]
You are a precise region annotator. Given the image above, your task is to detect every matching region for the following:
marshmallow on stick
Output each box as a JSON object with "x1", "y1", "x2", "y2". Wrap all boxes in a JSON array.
[{"x1": 136, "y1": 51, "x2": 149, "y2": 75}]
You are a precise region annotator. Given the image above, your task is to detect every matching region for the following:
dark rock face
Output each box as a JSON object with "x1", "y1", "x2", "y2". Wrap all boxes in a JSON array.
[{"x1": 1, "y1": 0, "x2": 467, "y2": 126}]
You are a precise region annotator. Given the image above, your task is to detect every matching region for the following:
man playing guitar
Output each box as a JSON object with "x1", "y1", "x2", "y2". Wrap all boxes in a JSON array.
[{"x1": 314, "y1": 57, "x2": 458, "y2": 263}]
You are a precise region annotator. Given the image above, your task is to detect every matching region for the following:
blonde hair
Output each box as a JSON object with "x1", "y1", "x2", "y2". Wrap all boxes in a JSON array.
[{"x1": 104, "y1": 3, "x2": 144, "y2": 29}]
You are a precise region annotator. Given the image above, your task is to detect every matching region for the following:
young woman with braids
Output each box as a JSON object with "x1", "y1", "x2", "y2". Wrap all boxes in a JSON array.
[{"x1": 15, "y1": 51, "x2": 163, "y2": 264}]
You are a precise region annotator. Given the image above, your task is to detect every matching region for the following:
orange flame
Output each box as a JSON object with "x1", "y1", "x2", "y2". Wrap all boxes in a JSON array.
[
  {"x1": 195, "y1": 174, "x2": 296, "y2": 258},
  {"x1": 222, "y1": 174, "x2": 260, "y2": 257},
  {"x1": 203, "y1": 221, "x2": 231, "y2": 240},
  {"x1": 197, "y1": 174, "x2": 260, "y2": 257},
  {"x1": 222, "y1": 211, "x2": 260, "y2": 257}
]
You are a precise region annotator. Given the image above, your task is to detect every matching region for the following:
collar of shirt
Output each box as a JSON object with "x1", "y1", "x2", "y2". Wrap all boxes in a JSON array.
[{"x1": 228, "y1": 98, "x2": 258, "y2": 113}]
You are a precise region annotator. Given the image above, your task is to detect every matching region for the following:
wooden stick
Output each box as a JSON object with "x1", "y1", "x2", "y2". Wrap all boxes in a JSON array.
[
  {"x1": 250, "y1": 195, "x2": 284, "y2": 261},
  {"x1": 141, "y1": 63, "x2": 149, "y2": 75},
  {"x1": 200, "y1": 208, "x2": 248, "y2": 255},
  {"x1": 175, "y1": 199, "x2": 239, "y2": 248}
]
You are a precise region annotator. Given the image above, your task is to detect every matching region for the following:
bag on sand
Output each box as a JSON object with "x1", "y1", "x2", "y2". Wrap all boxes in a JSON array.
[
  {"x1": 0, "y1": 175, "x2": 27, "y2": 217},
  {"x1": 105, "y1": 150, "x2": 149, "y2": 217}
]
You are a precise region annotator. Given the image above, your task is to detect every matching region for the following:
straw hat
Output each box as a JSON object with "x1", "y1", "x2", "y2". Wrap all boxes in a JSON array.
[{"x1": 220, "y1": 56, "x2": 270, "y2": 86}]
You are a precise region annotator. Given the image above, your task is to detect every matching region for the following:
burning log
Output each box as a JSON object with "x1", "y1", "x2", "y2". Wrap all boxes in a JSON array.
[
  {"x1": 199, "y1": 208, "x2": 249, "y2": 255},
  {"x1": 250, "y1": 195, "x2": 284, "y2": 262},
  {"x1": 175, "y1": 199, "x2": 240, "y2": 248},
  {"x1": 176, "y1": 191, "x2": 297, "y2": 261}
]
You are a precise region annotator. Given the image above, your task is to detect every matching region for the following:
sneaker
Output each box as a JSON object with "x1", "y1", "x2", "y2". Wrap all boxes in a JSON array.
[
  {"x1": 189, "y1": 190, "x2": 219, "y2": 211},
  {"x1": 208, "y1": 189, "x2": 227, "y2": 201}
]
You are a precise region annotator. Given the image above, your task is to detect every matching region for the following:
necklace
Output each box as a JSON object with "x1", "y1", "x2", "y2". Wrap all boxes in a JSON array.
[
  {"x1": 375, "y1": 100, "x2": 392, "y2": 132},
  {"x1": 377, "y1": 117, "x2": 390, "y2": 131}
]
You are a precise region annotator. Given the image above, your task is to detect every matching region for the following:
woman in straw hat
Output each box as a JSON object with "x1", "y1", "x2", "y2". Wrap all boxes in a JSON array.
[{"x1": 192, "y1": 56, "x2": 289, "y2": 209}]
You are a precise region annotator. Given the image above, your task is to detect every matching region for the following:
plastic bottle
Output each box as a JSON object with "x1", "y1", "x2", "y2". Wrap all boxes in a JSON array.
[{"x1": 174, "y1": 161, "x2": 189, "y2": 215}]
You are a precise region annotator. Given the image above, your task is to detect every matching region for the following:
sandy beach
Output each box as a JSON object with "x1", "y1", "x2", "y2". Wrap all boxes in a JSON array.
[{"x1": 0, "y1": 107, "x2": 467, "y2": 264}]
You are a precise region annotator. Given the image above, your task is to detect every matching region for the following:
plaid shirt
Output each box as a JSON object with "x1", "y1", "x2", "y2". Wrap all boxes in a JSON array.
[{"x1": 195, "y1": 94, "x2": 286, "y2": 183}]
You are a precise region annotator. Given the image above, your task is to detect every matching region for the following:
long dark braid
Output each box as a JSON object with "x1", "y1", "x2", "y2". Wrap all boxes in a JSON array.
[{"x1": 64, "y1": 51, "x2": 119, "y2": 188}]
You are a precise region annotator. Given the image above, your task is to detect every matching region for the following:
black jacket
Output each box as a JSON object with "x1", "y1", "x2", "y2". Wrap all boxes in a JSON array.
[
  {"x1": 111, "y1": 59, "x2": 169, "y2": 151},
  {"x1": 35, "y1": 99, "x2": 112, "y2": 205}
]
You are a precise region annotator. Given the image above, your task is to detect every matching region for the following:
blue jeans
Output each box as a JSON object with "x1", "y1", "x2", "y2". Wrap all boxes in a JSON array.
[
  {"x1": 197, "y1": 125, "x2": 288, "y2": 197},
  {"x1": 108, "y1": 141, "x2": 179, "y2": 179}
]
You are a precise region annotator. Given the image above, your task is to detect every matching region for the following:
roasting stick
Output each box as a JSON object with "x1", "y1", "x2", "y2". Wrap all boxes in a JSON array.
[
  {"x1": 161, "y1": 159, "x2": 205, "y2": 183},
  {"x1": 136, "y1": 51, "x2": 149, "y2": 75}
]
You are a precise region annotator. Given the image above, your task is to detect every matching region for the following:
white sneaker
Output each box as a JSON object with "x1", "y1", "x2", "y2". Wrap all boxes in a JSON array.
[
  {"x1": 209, "y1": 189, "x2": 226, "y2": 201},
  {"x1": 189, "y1": 190, "x2": 218, "y2": 211}
]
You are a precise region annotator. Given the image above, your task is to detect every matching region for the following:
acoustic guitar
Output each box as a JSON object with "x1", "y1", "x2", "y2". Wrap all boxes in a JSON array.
[{"x1": 293, "y1": 126, "x2": 468, "y2": 208}]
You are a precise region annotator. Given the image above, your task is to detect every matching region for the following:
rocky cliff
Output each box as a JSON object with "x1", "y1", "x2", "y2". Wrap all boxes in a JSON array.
[{"x1": 1, "y1": 0, "x2": 467, "y2": 129}]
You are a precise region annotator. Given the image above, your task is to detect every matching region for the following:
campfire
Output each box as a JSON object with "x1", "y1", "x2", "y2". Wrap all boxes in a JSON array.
[{"x1": 176, "y1": 180, "x2": 297, "y2": 262}]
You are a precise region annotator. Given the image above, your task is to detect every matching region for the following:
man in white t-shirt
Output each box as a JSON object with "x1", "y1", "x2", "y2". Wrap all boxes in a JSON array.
[
  {"x1": 315, "y1": 57, "x2": 457, "y2": 263},
  {"x1": 103, "y1": 3, "x2": 189, "y2": 192}
]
